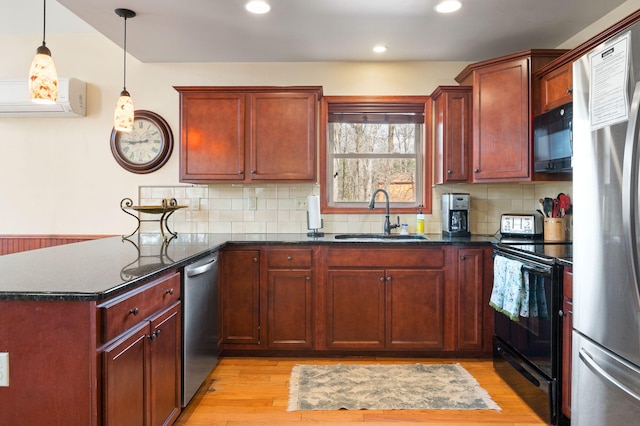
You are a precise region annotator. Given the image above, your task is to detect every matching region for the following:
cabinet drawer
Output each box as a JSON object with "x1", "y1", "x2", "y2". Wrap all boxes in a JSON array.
[
  {"x1": 267, "y1": 248, "x2": 312, "y2": 268},
  {"x1": 326, "y1": 248, "x2": 444, "y2": 268},
  {"x1": 98, "y1": 272, "x2": 181, "y2": 343}
]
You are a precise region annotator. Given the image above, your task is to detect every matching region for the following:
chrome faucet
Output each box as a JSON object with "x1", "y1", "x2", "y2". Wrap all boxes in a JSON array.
[{"x1": 368, "y1": 189, "x2": 400, "y2": 235}]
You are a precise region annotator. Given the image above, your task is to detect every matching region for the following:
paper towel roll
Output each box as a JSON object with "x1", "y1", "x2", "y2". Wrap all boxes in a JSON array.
[{"x1": 307, "y1": 195, "x2": 322, "y2": 229}]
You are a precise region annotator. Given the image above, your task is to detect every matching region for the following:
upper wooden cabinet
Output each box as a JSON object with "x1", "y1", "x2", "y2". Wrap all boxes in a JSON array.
[
  {"x1": 431, "y1": 86, "x2": 472, "y2": 184},
  {"x1": 455, "y1": 50, "x2": 567, "y2": 182},
  {"x1": 175, "y1": 86, "x2": 322, "y2": 183},
  {"x1": 539, "y1": 62, "x2": 573, "y2": 112}
]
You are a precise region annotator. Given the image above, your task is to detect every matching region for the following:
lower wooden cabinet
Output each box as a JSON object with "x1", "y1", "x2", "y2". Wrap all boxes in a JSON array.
[
  {"x1": 219, "y1": 249, "x2": 261, "y2": 347},
  {"x1": 102, "y1": 302, "x2": 181, "y2": 426},
  {"x1": 218, "y1": 244, "x2": 493, "y2": 356},
  {"x1": 561, "y1": 265, "x2": 573, "y2": 421}
]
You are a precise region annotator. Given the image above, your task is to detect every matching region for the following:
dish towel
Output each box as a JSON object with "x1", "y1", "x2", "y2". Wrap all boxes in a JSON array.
[
  {"x1": 520, "y1": 272, "x2": 549, "y2": 319},
  {"x1": 489, "y1": 255, "x2": 524, "y2": 321}
]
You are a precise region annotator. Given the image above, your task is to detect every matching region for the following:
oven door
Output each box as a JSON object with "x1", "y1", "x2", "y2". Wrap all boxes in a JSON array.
[{"x1": 493, "y1": 253, "x2": 558, "y2": 378}]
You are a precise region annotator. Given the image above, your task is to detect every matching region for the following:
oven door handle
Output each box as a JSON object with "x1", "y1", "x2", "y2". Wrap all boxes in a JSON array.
[{"x1": 522, "y1": 264, "x2": 552, "y2": 277}]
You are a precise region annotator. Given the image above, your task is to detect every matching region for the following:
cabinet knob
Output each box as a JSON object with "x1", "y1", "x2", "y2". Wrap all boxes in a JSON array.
[
  {"x1": 253, "y1": 257, "x2": 258, "y2": 263},
  {"x1": 447, "y1": 169, "x2": 452, "y2": 174},
  {"x1": 238, "y1": 170, "x2": 243, "y2": 175},
  {"x1": 460, "y1": 255, "x2": 466, "y2": 261},
  {"x1": 251, "y1": 170, "x2": 256, "y2": 174},
  {"x1": 386, "y1": 276, "x2": 392, "y2": 281},
  {"x1": 558, "y1": 309, "x2": 564, "y2": 317},
  {"x1": 566, "y1": 88, "x2": 573, "y2": 94},
  {"x1": 165, "y1": 288, "x2": 174, "y2": 295},
  {"x1": 148, "y1": 330, "x2": 161, "y2": 340},
  {"x1": 473, "y1": 168, "x2": 479, "y2": 173},
  {"x1": 379, "y1": 276, "x2": 385, "y2": 282},
  {"x1": 287, "y1": 256, "x2": 292, "y2": 261},
  {"x1": 129, "y1": 307, "x2": 139, "y2": 316},
  {"x1": 306, "y1": 276, "x2": 311, "y2": 281}
]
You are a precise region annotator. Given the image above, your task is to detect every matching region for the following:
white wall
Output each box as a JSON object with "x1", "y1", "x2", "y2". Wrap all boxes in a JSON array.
[{"x1": 0, "y1": 1, "x2": 637, "y2": 235}]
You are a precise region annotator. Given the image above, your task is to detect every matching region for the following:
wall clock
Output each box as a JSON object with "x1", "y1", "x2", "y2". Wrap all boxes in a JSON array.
[{"x1": 110, "y1": 110, "x2": 174, "y2": 174}]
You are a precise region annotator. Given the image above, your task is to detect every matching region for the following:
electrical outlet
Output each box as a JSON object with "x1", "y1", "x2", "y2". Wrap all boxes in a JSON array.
[
  {"x1": 0, "y1": 352, "x2": 9, "y2": 386},
  {"x1": 296, "y1": 198, "x2": 308, "y2": 210}
]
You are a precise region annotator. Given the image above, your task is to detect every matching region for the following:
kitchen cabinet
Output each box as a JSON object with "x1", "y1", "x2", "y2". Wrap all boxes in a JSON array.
[
  {"x1": 455, "y1": 50, "x2": 566, "y2": 182},
  {"x1": 539, "y1": 62, "x2": 573, "y2": 112},
  {"x1": 431, "y1": 86, "x2": 472, "y2": 184},
  {"x1": 266, "y1": 247, "x2": 314, "y2": 349},
  {"x1": 98, "y1": 271, "x2": 182, "y2": 426},
  {"x1": 561, "y1": 265, "x2": 573, "y2": 421},
  {"x1": 454, "y1": 247, "x2": 489, "y2": 351},
  {"x1": 219, "y1": 248, "x2": 261, "y2": 348},
  {"x1": 175, "y1": 86, "x2": 322, "y2": 183},
  {"x1": 325, "y1": 247, "x2": 446, "y2": 351}
]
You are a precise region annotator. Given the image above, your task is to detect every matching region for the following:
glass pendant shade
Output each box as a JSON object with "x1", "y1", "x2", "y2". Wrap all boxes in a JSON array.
[
  {"x1": 114, "y1": 89, "x2": 134, "y2": 131},
  {"x1": 30, "y1": 0, "x2": 58, "y2": 104}
]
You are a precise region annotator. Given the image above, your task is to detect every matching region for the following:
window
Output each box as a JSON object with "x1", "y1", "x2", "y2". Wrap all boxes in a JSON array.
[{"x1": 320, "y1": 96, "x2": 432, "y2": 214}]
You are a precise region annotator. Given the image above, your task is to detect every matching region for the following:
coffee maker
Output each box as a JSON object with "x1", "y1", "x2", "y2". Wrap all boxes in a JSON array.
[{"x1": 442, "y1": 193, "x2": 470, "y2": 236}]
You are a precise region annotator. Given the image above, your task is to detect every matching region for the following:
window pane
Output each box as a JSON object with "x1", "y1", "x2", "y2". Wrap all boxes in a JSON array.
[
  {"x1": 330, "y1": 122, "x2": 416, "y2": 154},
  {"x1": 331, "y1": 157, "x2": 416, "y2": 203}
]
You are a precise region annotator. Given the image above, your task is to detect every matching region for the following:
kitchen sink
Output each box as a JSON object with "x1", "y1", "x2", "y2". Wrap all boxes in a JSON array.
[{"x1": 334, "y1": 233, "x2": 428, "y2": 241}]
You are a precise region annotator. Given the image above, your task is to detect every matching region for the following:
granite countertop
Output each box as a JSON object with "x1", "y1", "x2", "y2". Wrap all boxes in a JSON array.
[{"x1": 0, "y1": 232, "x2": 498, "y2": 302}]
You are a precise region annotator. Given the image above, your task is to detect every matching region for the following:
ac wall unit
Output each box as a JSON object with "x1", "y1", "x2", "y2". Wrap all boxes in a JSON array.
[{"x1": 0, "y1": 78, "x2": 86, "y2": 117}]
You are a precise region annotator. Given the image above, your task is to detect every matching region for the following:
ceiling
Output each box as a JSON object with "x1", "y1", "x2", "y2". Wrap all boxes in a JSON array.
[{"x1": 7, "y1": 0, "x2": 628, "y2": 63}]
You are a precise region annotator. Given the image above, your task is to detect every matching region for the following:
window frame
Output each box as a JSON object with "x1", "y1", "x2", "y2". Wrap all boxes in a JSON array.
[{"x1": 320, "y1": 95, "x2": 432, "y2": 215}]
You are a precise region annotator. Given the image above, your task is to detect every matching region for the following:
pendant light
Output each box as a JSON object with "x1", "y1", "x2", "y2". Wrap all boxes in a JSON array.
[
  {"x1": 29, "y1": 0, "x2": 58, "y2": 104},
  {"x1": 114, "y1": 8, "x2": 136, "y2": 132}
]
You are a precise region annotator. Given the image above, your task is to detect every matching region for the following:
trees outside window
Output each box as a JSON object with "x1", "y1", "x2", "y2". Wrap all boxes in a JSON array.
[{"x1": 320, "y1": 96, "x2": 432, "y2": 214}]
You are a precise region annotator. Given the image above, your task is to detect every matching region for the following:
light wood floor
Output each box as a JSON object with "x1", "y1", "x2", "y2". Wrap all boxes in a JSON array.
[{"x1": 175, "y1": 357, "x2": 547, "y2": 425}]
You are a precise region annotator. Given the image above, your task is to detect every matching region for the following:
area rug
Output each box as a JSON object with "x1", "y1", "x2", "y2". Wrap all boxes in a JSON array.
[{"x1": 287, "y1": 363, "x2": 500, "y2": 411}]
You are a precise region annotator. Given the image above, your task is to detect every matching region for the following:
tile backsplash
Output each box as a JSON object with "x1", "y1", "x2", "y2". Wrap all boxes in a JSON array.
[{"x1": 139, "y1": 181, "x2": 572, "y2": 237}]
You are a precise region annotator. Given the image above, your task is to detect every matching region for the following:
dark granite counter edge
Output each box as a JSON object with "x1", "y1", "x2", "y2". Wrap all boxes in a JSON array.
[{"x1": 0, "y1": 233, "x2": 501, "y2": 302}]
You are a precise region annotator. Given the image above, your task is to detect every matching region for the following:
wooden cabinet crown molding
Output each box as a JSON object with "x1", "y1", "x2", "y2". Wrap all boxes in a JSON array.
[
  {"x1": 535, "y1": 8, "x2": 640, "y2": 78},
  {"x1": 174, "y1": 85, "x2": 323, "y2": 97}
]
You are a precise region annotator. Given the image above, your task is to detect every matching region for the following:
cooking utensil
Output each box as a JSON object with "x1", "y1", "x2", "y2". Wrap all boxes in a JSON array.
[
  {"x1": 543, "y1": 197, "x2": 553, "y2": 217},
  {"x1": 558, "y1": 194, "x2": 571, "y2": 216},
  {"x1": 552, "y1": 199, "x2": 560, "y2": 217}
]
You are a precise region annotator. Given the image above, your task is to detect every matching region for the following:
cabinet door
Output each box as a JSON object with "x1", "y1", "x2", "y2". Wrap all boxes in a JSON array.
[
  {"x1": 179, "y1": 92, "x2": 246, "y2": 181},
  {"x1": 455, "y1": 248, "x2": 485, "y2": 350},
  {"x1": 386, "y1": 269, "x2": 445, "y2": 350},
  {"x1": 472, "y1": 58, "x2": 530, "y2": 181},
  {"x1": 433, "y1": 86, "x2": 472, "y2": 183},
  {"x1": 541, "y1": 63, "x2": 573, "y2": 112},
  {"x1": 149, "y1": 302, "x2": 181, "y2": 426},
  {"x1": 102, "y1": 322, "x2": 149, "y2": 426},
  {"x1": 220, "y1": 250, "x2": 261, "y2": 346},
  {"x1": 562, "y1": 266, "x2": 573, "y2": 419},
  {"x1": 267, "y1": 270, "x2": 313, "y2": 349},
  {"x1": 326, "y1": 269, "x2": 385, "y2": 349},
  {"x1": 250, "y1": 93, "x2": 317, "y2": 181}
]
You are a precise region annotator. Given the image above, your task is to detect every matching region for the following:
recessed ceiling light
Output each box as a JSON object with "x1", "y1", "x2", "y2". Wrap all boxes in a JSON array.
[
  {"x1": 245, "y1": 1, "x2": 271, "y2": 14},
  {"x1": 435, "y1": 0, "x2": 462, "y2": 14},
  {"x1": 373, "y1": 45, "x2": 387, "y2": 53}
]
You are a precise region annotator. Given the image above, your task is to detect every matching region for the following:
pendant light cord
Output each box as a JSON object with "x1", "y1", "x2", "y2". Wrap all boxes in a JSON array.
[
  {"x1": 42, "y1": 0, "x2": 47, "y2": 46},
  {"x1": 122, "y1": 15, "x2": 127, "y2": 91}
]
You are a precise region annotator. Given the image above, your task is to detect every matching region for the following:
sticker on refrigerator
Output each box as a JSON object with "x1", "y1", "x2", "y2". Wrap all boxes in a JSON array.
[{"x1": 589, "y1": 31, "x2": 631, "y2": 130}]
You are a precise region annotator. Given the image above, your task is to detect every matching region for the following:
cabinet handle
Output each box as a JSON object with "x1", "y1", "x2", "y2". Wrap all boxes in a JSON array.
[
  {"x1": 165, "y1": 288, "x2": 174, "y2": 295},
  {"x1": 148, "y1": 330, "x2": 161, "y2": 340},
  {"x1": 238, "y1": 170, "x2": 243, "y2": 175},
  {"x1": 253, "y1": 257, "x2": 258, "y2": 263},
  {"x1": 386, "y1": 276, "x2": 392, "y2": 281},
  {"x1": 251, "y1": 170, "x2": 256, "y2": 174},
  {"x1": 566, "y1": 88, "x2": 573, "y2": 94},
  {"x1": 447, "y1": 169, "x2": 452, "y2": 174},
  {"x1": 379, "y1": 276, "x2": 385, "y2": 282},
  {"x1": 306, "y1": 276, "x2": 311, "y2": 281},
  {"x1": 287, "y1": 256, "x2": 292, "y2": 261},
  {"x1": 460, "y1": 255, "x2": 466, "y2": 261},
  {"x1": 473, "y1": 168, "x2": 479, "y2": 173},
  {"x1": 129, "y1": 307, "x2": 139, "y2": 316}
]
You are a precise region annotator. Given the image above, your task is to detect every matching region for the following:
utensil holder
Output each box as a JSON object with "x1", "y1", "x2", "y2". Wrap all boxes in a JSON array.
[{"x1": 544, "y1": 217, "x2": 565, "y2": 241}]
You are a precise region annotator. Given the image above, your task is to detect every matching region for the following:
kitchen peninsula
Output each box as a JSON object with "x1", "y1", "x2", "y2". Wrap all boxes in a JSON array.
[{"x1": 0, "y1": 232, "x2": 496, "y2": 425}]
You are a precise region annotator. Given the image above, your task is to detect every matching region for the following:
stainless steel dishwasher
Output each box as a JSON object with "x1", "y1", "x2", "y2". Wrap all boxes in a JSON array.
[{"x1": 182, "y1": 251, "x2": 219, "y2": 406}]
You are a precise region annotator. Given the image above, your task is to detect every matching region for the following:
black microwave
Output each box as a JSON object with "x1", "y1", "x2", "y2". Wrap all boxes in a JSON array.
[{"x1": 533, "y1": 103, "x2": 573, "y2": 173}]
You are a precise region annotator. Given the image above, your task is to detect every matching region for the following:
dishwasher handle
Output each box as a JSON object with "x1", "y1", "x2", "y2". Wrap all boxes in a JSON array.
[{"x1": 186, "y1": 256, "x2": 218, "y2": 278}]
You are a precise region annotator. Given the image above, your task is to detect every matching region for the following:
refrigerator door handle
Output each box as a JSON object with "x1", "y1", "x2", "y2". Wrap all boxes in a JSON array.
[
  {"x1": 579, "y1": 347, "x2": 640, "y2": 404},
  {"x1": 621, "y1": 81, "x2": 640, "y2": 309}
]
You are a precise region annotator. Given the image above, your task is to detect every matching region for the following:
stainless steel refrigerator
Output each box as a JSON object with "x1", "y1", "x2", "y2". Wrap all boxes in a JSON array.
[{"x1": 573, "y1": 21, "x2": 640, "y2": 425}]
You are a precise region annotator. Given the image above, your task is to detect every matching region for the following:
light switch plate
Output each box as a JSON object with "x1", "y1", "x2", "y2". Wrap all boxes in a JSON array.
[{"x1": 0, "y1": 352, "x2": 8, "y2": 386}]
